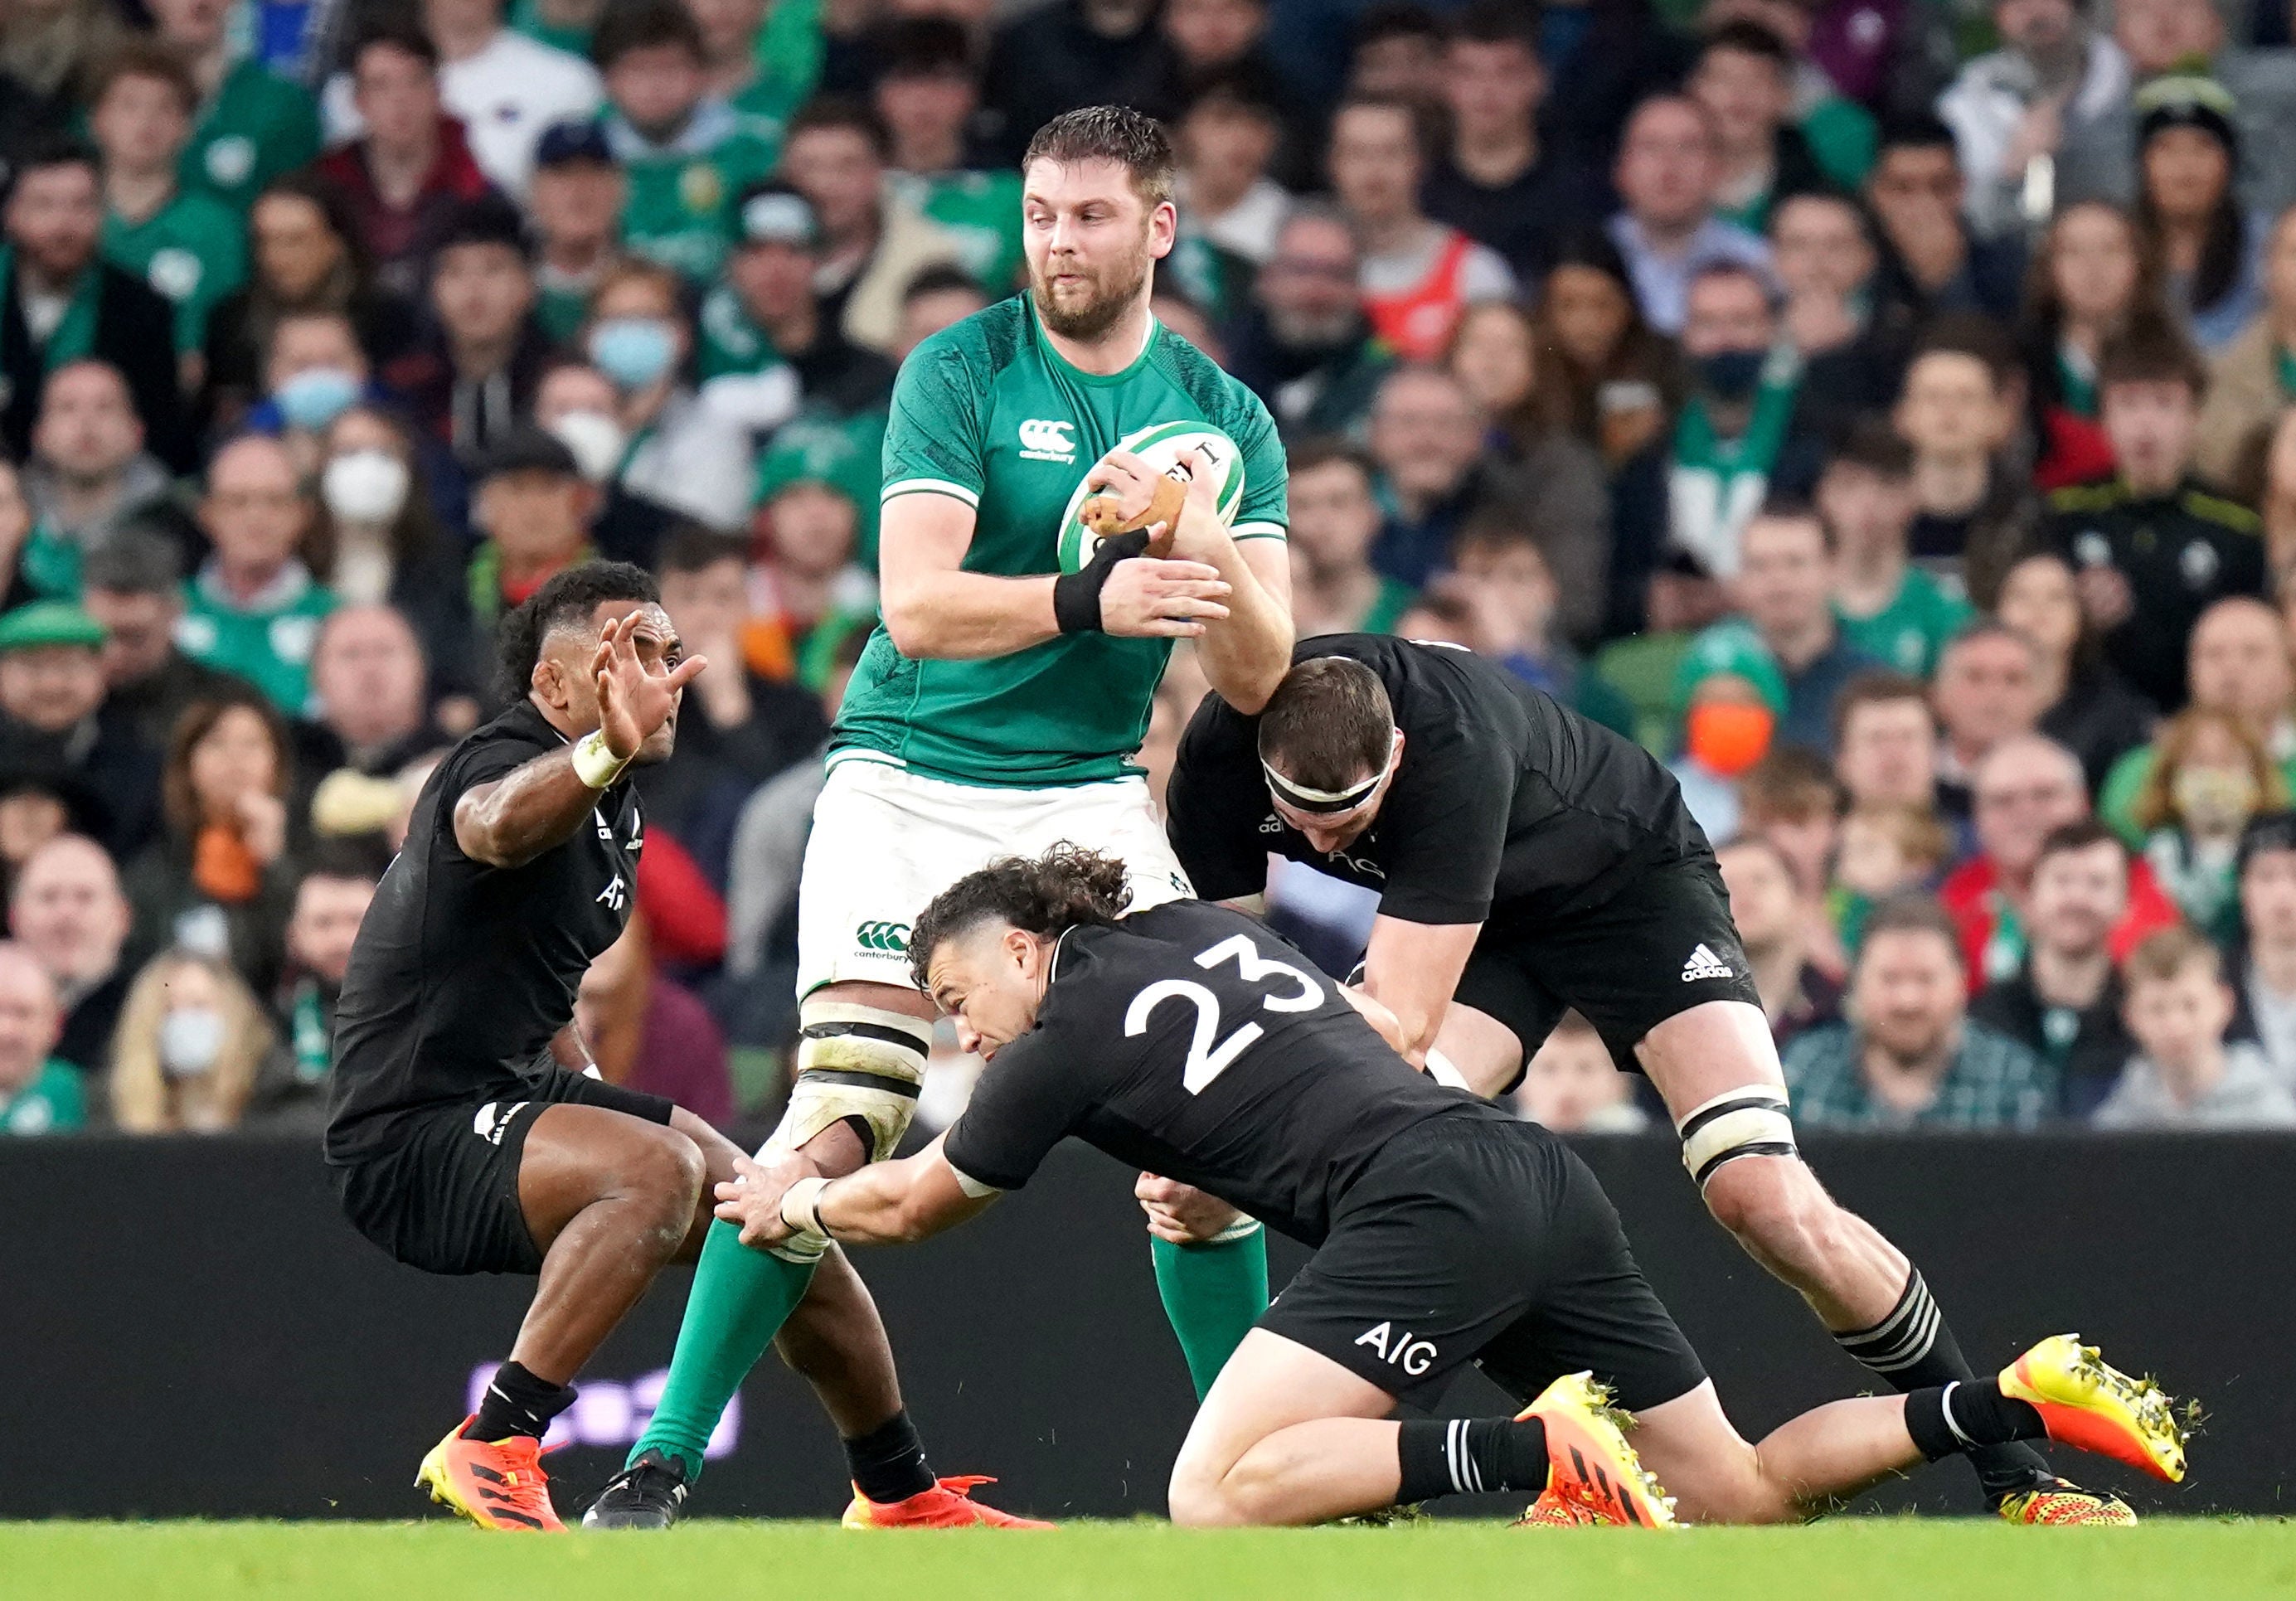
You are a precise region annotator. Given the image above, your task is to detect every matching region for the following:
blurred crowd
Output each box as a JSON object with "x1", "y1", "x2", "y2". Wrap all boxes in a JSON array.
[{"x1": 0, "y1": 0, "x2": 2290, "y2": 1143}]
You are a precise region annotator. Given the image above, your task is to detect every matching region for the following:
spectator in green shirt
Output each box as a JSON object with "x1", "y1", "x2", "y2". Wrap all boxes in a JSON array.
[
  {"x1": 593, "y1": 0, "x2": 779, "y2": 285},
  {"x1": 873, "y1": 19, "x2": 1025, "y2": 294},
  {"x1": 527, "y1": 118, "x2": 627, "y2": 344},
  {"x1": 1819, "y1": 418, "x2": 1972, "y2": 678},
  {"x1": 177, "y1": 434, "x2": 338, "y2": 715},
  {"x1": 20, "y1": 360, "x2": 177, "y2": 599},
  {"x1": 89, "y1": 41, "x2": 248, "y2": 378},
  {"x1": 1283, "y1": 437, "x2": 1415, "y2": 638},
  {"x1": 688, "y1": 0, "x2": 798, "y2": 150},
  {"x1": 0, "y1": 940, "x2": 83, "y2": 1134},
  {"x1": 148, "y1": 0, "x2": 323, "y2": 216}
]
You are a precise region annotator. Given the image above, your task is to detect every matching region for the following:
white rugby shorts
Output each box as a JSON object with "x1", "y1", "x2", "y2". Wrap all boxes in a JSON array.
[{"x1": 793, "y1": 752, "x2": 1194, "y2": 996}]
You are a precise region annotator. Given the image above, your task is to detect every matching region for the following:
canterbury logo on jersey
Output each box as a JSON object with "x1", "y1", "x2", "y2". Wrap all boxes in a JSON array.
[
  {"x1": 1355, "y1": 1321, "x2": 1438, "y2": 1376},
  {"x1": 1017, "y1": 419, "x2": 1077, "y2": 462},
  {"x1": 855, "y1": 920, "x2": 912, "y2": 953},
  {"x1": 1682, "y1": 944, "x2": 1734, "y2": 982}
]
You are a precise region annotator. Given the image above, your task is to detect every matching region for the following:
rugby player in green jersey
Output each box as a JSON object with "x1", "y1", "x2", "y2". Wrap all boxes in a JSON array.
[{"x1": 588, "y1": 105, "x2": 1295, "y2": 1528}]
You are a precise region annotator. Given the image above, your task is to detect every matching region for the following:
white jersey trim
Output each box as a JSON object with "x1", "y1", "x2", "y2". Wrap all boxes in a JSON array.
[
  {"x1": 881, "y1": 477, "x2": 980, "y2": 507},
  {"x1": 1231, "y1": 521, "x2": 1287, "y2": 541}
]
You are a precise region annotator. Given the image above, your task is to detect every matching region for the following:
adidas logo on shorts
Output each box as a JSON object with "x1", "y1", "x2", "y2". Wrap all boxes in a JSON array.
[{"x1": 1681, "y1": 944, "x2": 1734, "y2": 982}]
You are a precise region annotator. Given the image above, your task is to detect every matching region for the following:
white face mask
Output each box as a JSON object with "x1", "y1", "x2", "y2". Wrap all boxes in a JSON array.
[
  {"x1": 549, "y1": 410, "x2": 627, "y2": 484},
  {"x1": 159, "y1": 1007, "x2": 226, "y2": 1078},
  {"x1": 322, "y1": 449, "x2": 411, "y2": 526}
]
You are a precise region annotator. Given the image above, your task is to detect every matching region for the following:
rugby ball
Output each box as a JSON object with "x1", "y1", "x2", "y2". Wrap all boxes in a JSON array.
[{"x1": 1055, "y1": 421, "x2": 1245, "y2": 574}]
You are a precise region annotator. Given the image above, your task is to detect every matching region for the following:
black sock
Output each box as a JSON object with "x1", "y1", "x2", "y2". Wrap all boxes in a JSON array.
[
  {"x1": 845, "y1": 1410, "x2": 936, "y2": 1504},
  {"x1": 1833, "y1": 1270, "x2": 2050, "y2": 1499},
  {"x1": 464, "y1": 1361, "x2": 575, "y2": 1442},
  {"x1": 1903, "y1": 1381, "x2": 2048, "y2": 1462},
  {"x1": 1396, "y1": 1417, "x2": 1551, "y2": 1504}
]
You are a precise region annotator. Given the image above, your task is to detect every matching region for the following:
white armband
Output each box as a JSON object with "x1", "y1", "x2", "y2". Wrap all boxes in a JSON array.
[{"x1": 571, "y1": 729, "x2": 632, "y2": 789}]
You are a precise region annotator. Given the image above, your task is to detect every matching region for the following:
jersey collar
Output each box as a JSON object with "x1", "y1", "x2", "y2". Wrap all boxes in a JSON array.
[{"x1": 1030, "y1": 299, "x2": 1160, "y2": 388}]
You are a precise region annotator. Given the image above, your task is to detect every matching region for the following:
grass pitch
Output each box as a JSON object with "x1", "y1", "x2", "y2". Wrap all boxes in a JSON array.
[{"x1": 4, "y1": 1519, "x2": 2294, "y2": 1601}]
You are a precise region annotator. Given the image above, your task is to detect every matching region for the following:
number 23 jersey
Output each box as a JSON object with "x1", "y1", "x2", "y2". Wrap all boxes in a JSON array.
[{"x1": 940, "y1": 900, "x2": 1513, "y2": 1244}]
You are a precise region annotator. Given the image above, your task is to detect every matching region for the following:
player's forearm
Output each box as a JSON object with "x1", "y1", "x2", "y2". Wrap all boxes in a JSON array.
[
  {"x1": 815, "y1": 1156, "x2": 963, "y2": 1244},
  {"x1": 1191, "y1": 540, "x2": 1292, "y2": 715},
  {"x1": 881, "y1": 569, "x2": 1062, "y2": 660},
  {"x1": 453, "y1": 749, "x2": 603, "y2": 868}
]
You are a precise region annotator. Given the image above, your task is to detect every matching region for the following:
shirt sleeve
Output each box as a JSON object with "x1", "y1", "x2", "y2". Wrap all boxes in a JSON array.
[
  {"x1": 1370, "y1": 730, "x2": 1512, "y2": 924},
  {"x1": 1221, "y1": 379, "x2": 1288, "y2": 542},
  {"x1": 940, "y1": 1024, "x2": 1097, "y2": 1192},
  {"x1": 1162, "y1": 700, "x2": 1273, "y2": 903},
  {"x1": 880, "y1": 334, "x2": 987, "y2": 511}
]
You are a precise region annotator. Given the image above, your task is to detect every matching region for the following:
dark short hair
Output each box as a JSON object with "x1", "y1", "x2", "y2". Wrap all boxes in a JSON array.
[
  {"x1": 1831, "y1": 667, "x2": 1930, "y2": 747},
  {"x1": 88, "y1": 38, "x2": 199, "y2": 114},
  {"x1": 2241, "y1": 810, "x2": 2296, "y2": 873},
  {"x1": 655, "y1": 522, "x2": 746, "y2": 577},
  {"x1": 1452, "y1": 513, "x2": 1546, "y2": 564},
  {"x1": 1330, "y1": 92, "x2": 1426, "y2": 163},
  {"x1": 2099, "y1": 316, "x2": 2208, "y2": 401},
  {"x1": 2034, "y1": 817, "x2": 2124, "y2": 873},
  {"x1": 301, "y1": 835, "x2": 391, "y2": 885},
  {"x1": 10, "y1": 133, "x2": 100, "y2": 192},
  {"x1": 788, "y1": 95, "x2": 892, "y2": 163},
  {"x1": 1826, "y1": 415, "x2": 1915, "y2": 479},
  {"x1": 871, "y1": 16, "x2": 973, "y2": 78},
  {"x1": 1256, "y1": 656, "x2": 1396, "y2": 793},
  {"x1": 909, "y1": 844, "x2": 1131, "y2": 989},
  {"x1": 496, "y1": 560, "x2": 658, "y2": 700},
  {"x1": 1353, "y1": 0, "x2": 1443, "y2": 50},
  {"x1": 1740, "y1": 745, "x2": 1841, "y2": 821},
  {"x1": 81, "y1": 526, "x2": 185, "y2": 594},
  {"x1": 902, "y1": 261, "x2": 985, "y2": 306},
  {"x1": 430, "y1": 192, "x2": 532, "y2": 264},
  {"x1": 1856, "y1": 891, "x2": 1963, "y2": 965},
  {"x1": 1284, "y1": 435, "x2": 1376, "y2": 484},
  {"x1": 1449, "y1": 1, "x2": 1538, "y2": 51},
  {"x1": 1700, "y1": 18, "x2": 1794, "y2": 71},
  {"x1": 1910, "y1": 311, "x2": 2019, "y2": 390},
  {"x1": 349, "y1": 17, "x2": 439, "y2": 73},
  {"x1": 590, "y1": 0, "x2": 704, "y2": 71},
  {"x1": 1876, "y1": 113, "x2": 1959, "y2": 160},
  {"x1": 1939, "y1": 617, "x2": 2039, "y2": 671},
  {"x1": 1023, "y1": 104, "x2": 1175, "y2": 206}
]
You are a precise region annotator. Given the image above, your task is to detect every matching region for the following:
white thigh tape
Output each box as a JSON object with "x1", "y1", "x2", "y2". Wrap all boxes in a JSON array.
[{"x1": 1675, "y1": 1086, "x2": 1798, "y2": 1187}]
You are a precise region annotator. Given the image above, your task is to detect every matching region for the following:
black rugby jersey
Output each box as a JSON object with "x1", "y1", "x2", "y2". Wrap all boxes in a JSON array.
[
  {"x1": 940, "y1": 900, "x2": 1511, "y2": 1244},
  {"x1": 326, "y1": 701, "x2": 643, "y2": 1161},
  {"x1": 1164, "y1": 633, "x2": 1707, "y2": 929}
]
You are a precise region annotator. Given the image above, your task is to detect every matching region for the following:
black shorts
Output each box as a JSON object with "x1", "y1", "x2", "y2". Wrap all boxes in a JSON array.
[
  {"x1": 329, "y1": 1065, "x2": 676, "y2": 1277},
  {"x1": 1456, "y1": 851, "x2": 1763, "y2": 1079},
  {"x1": 1259, "y1": 1115, "x2": 1706, "y2": 1412}
]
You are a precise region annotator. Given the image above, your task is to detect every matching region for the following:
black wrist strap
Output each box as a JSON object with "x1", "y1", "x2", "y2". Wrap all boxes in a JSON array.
[{"x1": 1052, "y1": 529, "x2": 1151, "y2": 633}]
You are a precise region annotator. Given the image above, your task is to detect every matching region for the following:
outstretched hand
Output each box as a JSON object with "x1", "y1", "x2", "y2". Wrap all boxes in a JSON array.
[
  {"x1": 591, "y1": 611, "x2": 706, "y2": 761},
  {"x1": 714, "y1": 1150, "x2": 815, "y2": 1248}
]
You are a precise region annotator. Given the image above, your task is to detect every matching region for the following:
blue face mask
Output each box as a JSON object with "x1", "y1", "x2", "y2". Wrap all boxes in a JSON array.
[
  {"x1": 274, "y1": 366, "x2": 361, "y2": 431},
  {"x1": 589, "y1": 318, "x2": 677, "y2": 391},
  {"x1": 1697, "y1": 347, "x2": 1768, "y2": 403}
]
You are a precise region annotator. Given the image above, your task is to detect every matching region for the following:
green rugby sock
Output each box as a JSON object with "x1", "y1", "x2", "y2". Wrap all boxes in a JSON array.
[
  {"x1": 632, "y1": 1220, "x2": 817, "y2": 1479},
  {"x1": 1152, "y1": 1224, "x2": 1269, "y2": 1400}
]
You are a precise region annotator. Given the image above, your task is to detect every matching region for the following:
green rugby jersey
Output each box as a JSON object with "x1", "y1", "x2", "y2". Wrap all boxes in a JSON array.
[
  {"x1": 1835, "y1": 565, "x2": 1971, "y2": 678},
  {"x1": 837, "y1": 298, "x2": 1288, "y2": 788},
  {"x1": 105, "y1": 190, "x2": 248, "y2": 352},
  {"x1": 696, "y1": 281, "x2": 783, "y2": 379},
  {"x1": 182, "y1": 60, "x2": 323, "y2": 214},
  {"x1": 610, "y1": 108, "x2": 779, "y2": 284}
]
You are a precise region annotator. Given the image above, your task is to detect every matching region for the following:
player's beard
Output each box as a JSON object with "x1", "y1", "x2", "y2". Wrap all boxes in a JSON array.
[{"x1": 1030, "y1": 234, "x2": 1153, "y2": 342}]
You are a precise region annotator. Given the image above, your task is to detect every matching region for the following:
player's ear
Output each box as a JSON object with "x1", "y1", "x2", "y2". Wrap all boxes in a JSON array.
[
  {"x1": 531, "y1": 649, "x2": 567, "y2": 710},
  {"x1": 1148, "y1": 198, "x2": 1177, "y2": 259},
  {"x1": 1003, "y1": 926, "x2": 1036, "y2": 975}
]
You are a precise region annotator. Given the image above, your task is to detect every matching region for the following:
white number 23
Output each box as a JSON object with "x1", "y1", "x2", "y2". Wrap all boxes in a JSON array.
[{"x1": 1124, "y1": 935, "x2": 1325, "y2": 1094}]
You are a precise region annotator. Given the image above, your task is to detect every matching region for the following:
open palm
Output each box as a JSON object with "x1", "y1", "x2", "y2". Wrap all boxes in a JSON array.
[{"x1": 590, "y1": 612, "x2": 707, "y2": 760}]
